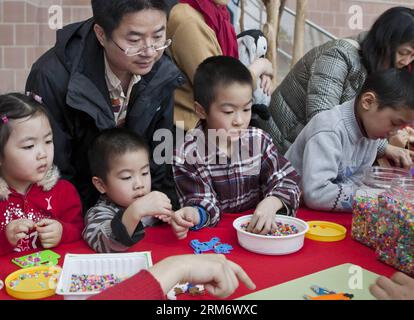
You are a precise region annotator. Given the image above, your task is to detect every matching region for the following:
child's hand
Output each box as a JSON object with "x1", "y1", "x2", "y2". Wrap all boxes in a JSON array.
[
  {"x1": 171, "y1": 207, "x2": 199, "y2": 240},
  {"x1": 248, "y1": 57, "x2": 273, "y2": 78},
  {"x1": 122, "y1": 191, "x2": 173, "y2": 236},
  {"x1": 383, "y1": 144, "x2": 413, "y2": 169},
  {"x1": 132, "y1": 191, "x2": 173, "y2": 218},
  {"x1": 36, "y1": 219, "x2": 63, "y2": 249},
  {"x1": 155, "y1": 214, "x2": 172, "y2": 224},
  {"x1": 388, "y1": 127, "x2": 414, "y2": 149},
  {"x1": 369, "y1": 272, "x2": 414, "y2": 300},
  {"x1": 260, "y1": 74, "x2": 274, "y2": 96},
  {"x1": 248, "y1": 196, "x2": 284, "y2": 235},
  {"x1": 5, "y1": 219, "x2": 35, "y2": 246}
]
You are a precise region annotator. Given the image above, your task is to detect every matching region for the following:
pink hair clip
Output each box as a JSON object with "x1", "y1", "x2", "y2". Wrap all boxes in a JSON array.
[
  {"x1": 1, "y1": 115, "x2": 8, "y2": 124},
  {"x1": 26, "y1": 91, "x2": 43, "y2": 104}
]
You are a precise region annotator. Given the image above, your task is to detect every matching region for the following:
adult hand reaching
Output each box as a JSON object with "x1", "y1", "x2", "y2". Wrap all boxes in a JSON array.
[{"x1": 149, "y1": 254, "x2": 256, "y2": 298}]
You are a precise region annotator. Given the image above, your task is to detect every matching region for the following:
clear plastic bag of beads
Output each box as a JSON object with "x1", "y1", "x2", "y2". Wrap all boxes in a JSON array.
[
  {"x1": 351, "y1": 166, "x2": 410, "y2": 248},
  {"x1": 376, "y1": 177, "x2": 414, "y2": 276}
]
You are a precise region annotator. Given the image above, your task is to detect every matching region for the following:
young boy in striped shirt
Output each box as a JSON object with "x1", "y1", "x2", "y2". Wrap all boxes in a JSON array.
[
  {"x1": 171, "y1": 56, "x2": 301, "y2": 239},
  {"x1": 83, "y1": 128, "x2": 173, "y2": 253}
]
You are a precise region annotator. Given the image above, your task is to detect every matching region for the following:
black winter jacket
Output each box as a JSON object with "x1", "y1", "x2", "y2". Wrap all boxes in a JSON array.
[{"x1": 26, "y1": 18, "x2": 185, "y2": 211}]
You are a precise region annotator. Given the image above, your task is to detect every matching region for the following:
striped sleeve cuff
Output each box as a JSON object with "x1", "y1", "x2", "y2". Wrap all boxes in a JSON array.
[{"x1": 111, "y1": 211, "x2": 145, "y2": 247}]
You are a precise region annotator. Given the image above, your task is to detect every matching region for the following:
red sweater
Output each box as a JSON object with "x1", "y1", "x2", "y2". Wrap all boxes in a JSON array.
[
  {"x1": 0, "y1": 169, "x2": 84, "y2": 255},
  {"x1": 89, "y1": 270, "x2": 166, "y2": 300}
]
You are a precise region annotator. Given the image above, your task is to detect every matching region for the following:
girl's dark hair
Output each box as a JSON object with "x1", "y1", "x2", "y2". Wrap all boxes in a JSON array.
[
  {"x1": 194, "y1": 56, "x2": 253, "y2": 113},
  {"x1": 357, "y1": 68, "x2": 414, "y2": 110},
  {"x1": 0, "y1": 93, "x2": 50, "y2": 156},
  {"x1": 91, "y1": 0, "x2": 169, "y2": 38},
  {"x1": 361, "y1": 6, "x2": 414, "y2": 73},
  {"x1": 88, "y1": 128, "x2": 150, "y2": 182}
]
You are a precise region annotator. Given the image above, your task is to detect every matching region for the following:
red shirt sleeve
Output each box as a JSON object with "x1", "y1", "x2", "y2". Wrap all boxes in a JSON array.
[
  {"x1": 53, "y1": 180, "x2": 84, "y2": 244},
  {"x1": 0, "y1": 230, "x2": 14, "y2": 256},
  {"x1": 88, "y1": 270, "x2": 166, "y2": 300}
]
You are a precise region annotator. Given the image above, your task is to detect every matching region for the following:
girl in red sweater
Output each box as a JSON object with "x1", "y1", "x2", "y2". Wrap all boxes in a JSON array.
[{"x1": 0, "y1": 93, "x2": 84, "y2": 255}]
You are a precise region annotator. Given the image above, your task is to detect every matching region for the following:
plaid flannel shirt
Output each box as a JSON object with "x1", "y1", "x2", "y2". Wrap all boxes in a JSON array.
[{"x1": 173, "y1": 123, "x2": 301, "y2": 227}]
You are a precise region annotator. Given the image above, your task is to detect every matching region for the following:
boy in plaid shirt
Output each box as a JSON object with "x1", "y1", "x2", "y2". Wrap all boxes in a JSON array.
[{"x1": 171, "y1": 56, "x2": 300, "y2": 239}]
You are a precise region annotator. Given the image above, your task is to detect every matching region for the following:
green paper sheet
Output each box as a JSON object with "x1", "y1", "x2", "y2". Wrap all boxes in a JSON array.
[
  {"x1": 12, "y1": 250, "x2": 61, "y2": 269},
  {"x1": 237, "y1": 263, "x2": 380, "y2": 300}
]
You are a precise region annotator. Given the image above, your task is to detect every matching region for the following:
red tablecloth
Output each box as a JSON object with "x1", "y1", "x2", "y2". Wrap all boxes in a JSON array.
[{"x1": 0, "y1": 208, "x2": 396, "y2": 300}]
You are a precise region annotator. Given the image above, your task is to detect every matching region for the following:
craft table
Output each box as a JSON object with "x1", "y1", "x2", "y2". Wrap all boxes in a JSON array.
[{"x1": 0, "y1": 208, "x2": 396, "y2": 300}]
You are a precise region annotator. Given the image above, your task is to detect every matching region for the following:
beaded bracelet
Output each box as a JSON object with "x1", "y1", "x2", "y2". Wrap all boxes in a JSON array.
[{"x1": 190, "y1": 206, "x2": 207, "y2": 231}]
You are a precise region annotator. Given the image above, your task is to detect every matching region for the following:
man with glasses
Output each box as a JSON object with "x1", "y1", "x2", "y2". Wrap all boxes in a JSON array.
[{"x1": 26, "y1": 0, "x2": 185, "y2": 213}]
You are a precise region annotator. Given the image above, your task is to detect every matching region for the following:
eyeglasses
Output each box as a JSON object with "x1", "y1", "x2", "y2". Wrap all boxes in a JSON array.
[{"x1": 111, "y1": 38, "x2": 172, "y2": 57}]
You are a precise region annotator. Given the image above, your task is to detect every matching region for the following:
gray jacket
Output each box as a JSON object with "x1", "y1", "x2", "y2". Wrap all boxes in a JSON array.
[
  {"x1": 285, "y1": 99, "x2": 379, "y2": 212},
  {"x1": 258, "y1": 33, "x2": 386, "y2": 155}
]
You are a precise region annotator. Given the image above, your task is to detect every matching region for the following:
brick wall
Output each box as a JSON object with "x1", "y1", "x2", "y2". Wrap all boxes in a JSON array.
[
  {"x1": 286, "y1": 0, "x2": 414, "y2": 38},
  {"x1": 0, "y1": 0, "x2": 92, "y2": 93},
  {"x1": 1, "y1": 0, "x2": 414, "y2": 93}
]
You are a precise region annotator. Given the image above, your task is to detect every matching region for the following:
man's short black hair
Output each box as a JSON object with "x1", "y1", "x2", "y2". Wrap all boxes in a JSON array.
[
  {"x1": 88, "y1": 128, "x2": 150, "y2": 181},
  {"x1": 91, "y1": 0, "x2": 169, "y2": 37},
  {"x1": 193, "y1": 56, "x2": 253, "y2": 112}
]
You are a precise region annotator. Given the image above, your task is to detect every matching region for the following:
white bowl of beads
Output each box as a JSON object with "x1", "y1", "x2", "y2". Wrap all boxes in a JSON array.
[
  {"x1": 233, "y1": 214, "x2": 309, "y2": 255},
  {"x1": 55, "y1": 252, "x2": 152, "y2": 300}
]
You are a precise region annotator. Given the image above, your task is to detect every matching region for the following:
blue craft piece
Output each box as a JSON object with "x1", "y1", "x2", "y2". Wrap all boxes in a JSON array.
[
  {"x1": 214, "y1": 243, "x2": 233, "y2": 254},
  {"x1": 310, "y1": 285, "x2": 336, "y2": 296},
  {"x1": 190, "y1": 240, "x2": 211, "y2": 254},
  {"x1": 205, "y1": 237, "x2": 220, "y2": 249},
  {"x1": 190, "y1": 239, "x2": 201, "y2": 250},
  {"x1": 190, "y1": 237, "x2": 233, "y2": 254},
  {"x1": 190, "y1": 237, "x2": 221, "y2": 254}
]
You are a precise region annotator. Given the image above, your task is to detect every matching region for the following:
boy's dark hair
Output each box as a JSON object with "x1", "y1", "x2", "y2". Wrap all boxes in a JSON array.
[
  {"x1": 91, "y1": 0, "x2": 169, "y2": 37},
  {"x1": 88, "y1": 128, "x2": 150, "y2": 181},
  {"x1": 193, "y1": 56, "x2": 253, "y2": 112},
  {"x1": 361, "y1": 6, "x2": 414, "y2": 73},
  {"x1": 357, "y1": 68, "x2": 414, "y2": 110},
  {"x1": 0, "y1": 93, "x2": 50, "y2": 157}
]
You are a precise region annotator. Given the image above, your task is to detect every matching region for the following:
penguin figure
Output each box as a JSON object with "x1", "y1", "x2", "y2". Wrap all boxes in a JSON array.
[{"x1": 237, "y1": 29, "x2": 271, "y2": 121}]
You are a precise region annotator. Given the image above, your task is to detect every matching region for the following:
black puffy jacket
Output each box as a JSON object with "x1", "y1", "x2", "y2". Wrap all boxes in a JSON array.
[{"x1": 26, "y1": 18, "x2": 185, "y2": 211}]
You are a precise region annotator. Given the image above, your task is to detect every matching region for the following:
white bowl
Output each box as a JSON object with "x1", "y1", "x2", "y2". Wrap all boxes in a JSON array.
[{"x1": 233, "y1": 214, "x2": 309, "y2": 255}]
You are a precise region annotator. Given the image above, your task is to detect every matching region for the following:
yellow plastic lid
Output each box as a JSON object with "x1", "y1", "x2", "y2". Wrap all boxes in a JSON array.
[
  {"x1": 5, "y1": 266, "x2": 60, "y2": 300},
  {"x1": 305, "y1": 221, "x2": 347, "y2": 242}
]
